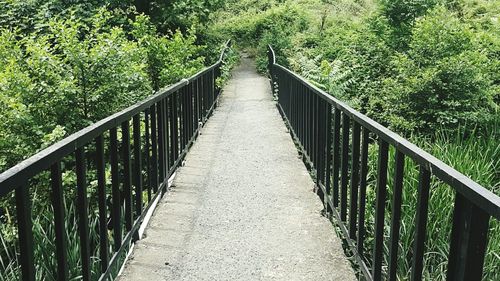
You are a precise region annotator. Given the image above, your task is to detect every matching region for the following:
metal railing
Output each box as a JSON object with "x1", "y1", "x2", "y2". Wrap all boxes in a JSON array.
[
  {"x1": 0, "y1": 40, "x2": 231, "y2": 281},
  {"x1": 267, "y1": 45, "x2": 500, "y2": 281}
]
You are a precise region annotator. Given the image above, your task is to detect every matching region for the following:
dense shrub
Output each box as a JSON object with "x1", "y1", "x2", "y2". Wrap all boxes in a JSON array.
[
  {"x1": 376, "y1": 7, "x2": 496, "y2": 133},
  {"x1": 131, "y1": 15, "x2": 205, "y2": 91},
  {"x1": 212, "y1": 2, "x2": 308, "y2": 71},
  {"x1": 149, "y1": 0, "x2": 225, "y2": 32},
  {"x1": 0, "y1": 5, "x2": 212, "y2": 174},
  {"x1": 317, "y1": 16, "x2": 394, "y2": 111},
  {"x1": 217, "y1": 0, "x2": 498, "y2": 136}
]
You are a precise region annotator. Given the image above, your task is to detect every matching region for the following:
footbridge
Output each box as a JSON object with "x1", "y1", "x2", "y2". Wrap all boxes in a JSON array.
[{"x1": 0, "y1": 42, "x2": 498, "y2": 281}]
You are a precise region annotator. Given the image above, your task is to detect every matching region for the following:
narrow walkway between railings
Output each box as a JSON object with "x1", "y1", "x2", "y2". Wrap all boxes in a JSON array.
[{"x1": 118, "y1": 56, "x2": 355, "y2": 281}]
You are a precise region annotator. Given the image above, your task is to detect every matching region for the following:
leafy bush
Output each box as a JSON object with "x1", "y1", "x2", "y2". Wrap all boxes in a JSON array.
[
  {"x1": 376, "y1": 7, "x2": 496, "y2": 133},
  {"x1": 212, "y1": 2, "x2": 308, "y2": 71},
  {"x1": 148, "y1": 0, "x2": 225, "y2": 32},
  {"x1": 131, "y1": 15, "x2": 205, "y2": 91},
  {"x1": 316, "y1": 16, "x2": 394, "y2": 111}
]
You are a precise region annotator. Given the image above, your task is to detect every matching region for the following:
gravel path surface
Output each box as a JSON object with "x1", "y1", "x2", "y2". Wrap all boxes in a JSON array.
[{"x1": 118, "y1": 57, "x2": 356, "y2": 281}]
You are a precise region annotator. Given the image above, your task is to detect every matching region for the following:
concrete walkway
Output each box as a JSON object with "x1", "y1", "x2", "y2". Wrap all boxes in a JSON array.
[{"x1": 118, "y1": 57, "x2": 356, "y2": 281}]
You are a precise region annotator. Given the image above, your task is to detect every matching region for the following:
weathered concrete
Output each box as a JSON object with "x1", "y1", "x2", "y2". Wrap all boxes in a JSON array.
[{"x1": 118, "y1": 57, "x2": 356, "y2": 281}]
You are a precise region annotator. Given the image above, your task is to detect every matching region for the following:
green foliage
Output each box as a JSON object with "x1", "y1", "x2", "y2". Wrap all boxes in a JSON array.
[
  {"x1": 148, "y1": 0, "x2": 225, "y2": 32},
  {"x1": 380, "y1": 0, "x2": 441, "y2": 27},
  {"x1": 0, "y1": 8, "x2": 154, "y2": 172},
  {"x1": 220, "y1": 0, "x2": 498, "y2": 135},
  {"x1": 317, "y1": 17, "x2": 394, "y2": 111},
  {"x1": 0, "y1": 0, "x2": 132, "y2": 34},
  {"x1": 131, "y1": 15, "x2": 205, "y2": 91},
  {"x1": 216, "y1": 44, "x2": 241, "y2": 87},
  {"x1": 376, "y1": 7, "x2": 496, "y2": 133},
  {"x1": 48, "y1": 9, "x2": 152, "y2": 126},
  {"x1": 213, "y1": 2, "x2": 308, "y2": 72}
]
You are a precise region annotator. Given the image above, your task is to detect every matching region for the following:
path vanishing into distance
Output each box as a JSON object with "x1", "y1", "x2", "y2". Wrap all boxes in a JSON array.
[{"x1": 118, "y1": 57, "x2": 356, "y2": 281}]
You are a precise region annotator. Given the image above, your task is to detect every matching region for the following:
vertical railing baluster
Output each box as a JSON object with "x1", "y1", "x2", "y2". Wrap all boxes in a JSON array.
[
  {"x1": 110, "y1": 127, "x2": 122, "y2": 250},
  {"x1": 95, "y1": 135, "x2": 109, "y2": 273},
  {"x1": 183, "y1": 86, "x2": 187, "y2": 148},
  {"x1": 388, "y1": 150, "x2": 405, "y2": 281},
  {"x1": 144, "y1": 109, "x2": 152, "y2": 200},
  {"x1": 357, "y1": 127, "x2": 370, "y2": 258},
  {"x1": 179, "y1": 90, "x2": 184, "y2": 152},
  {"x1": 314, "y1": 94, "x2": 320, "y2": 172},
  {"x1": 191, "y1": 82, "x2": 195, "y2": 137},
  {"x1": 203, "y1": 74, "x2": 208, "y2": 117},
  {"x1": 446, "y1": 193, "x2": 490, "y2": 281},
  {"x1": 157, "y1": 102, "x2": 165, "y2": 183},
  {"x1": 301, "y1": 82, "x2": 304, "y2": 152},
  {"x1": 373, "y1": 140, "x2": 389, "y2": 281},
  {"x1": 300, "y1": 84, "x2": 305, "y2": 144},
  {"x1": 211, "y1": 68, "x2": 215, "y2": 106},
  {"x1": 317, "y1": 99, "x2": 325, "y2": 184},
  {"x1": 183, "y1": 86, "x2": 188, "y2": 148},
  {"x1": 163, "y1": 97, "x2": 169, "y2": 176},
  {"x1": 332, "y1": 107, "x2": 341, "y2": 207},
  {"x1": 324, "y1": 103, "x2": 333, "y2": 212},
  {"x1": 133, "y1": 115, "x2": 143, "y2": 221},
  {"x1": 207, "y1": 71, "x2": 211, "y2": 110},
  {"x1": 191, "y1": 81, "x2": 195, "y2": 138},
  {"x1": 291, "y1": 80, "x2": 295, "y2": 129},
  {"x1": 122, "y1": 121, "x2": 133, "y2": 232},
  {"x1": 51, "y1": 162, "x2": 69, "y2": 280},
  {"x1": 410, "y1": 166, "x2": 431, "y2": 281},
  {"x1": 173, "y1": 92, "x2": 179, "y2": 161},
  {"x1": 290, "y1": 79, "x2": 295, "y2": 132},
  {"x1": 169, "y1": 95, "x2": 176, "y2": 168},
  {"x1": 340, "y1": 113, "x2": 350, "y2": 221},
  {"x1": 200, "y1": 76, "x2": 204, "y2": 122},
  {"x1": 349, "y1": 122, "x2": 361, "y2": 239},
  {"x1": 15, "y1": 183, "x2": 35, "y2": 281},
  {"x1": 316, "y1": 98, "x2": 325, "y2": 202},
  {"x1": 188, "y1": 84, "x2": 193, "y2": 141},
  {"x1": 150, "y1": 106, "x2": 158, "y2": 193},
  {"x1": 76, "y1": 147, "x2": 91, "y2": 281},
  {"x1": 194, "y1": 78, "x2": 199, "y2": 131},
  {"x1": 309, "y1": 88, "x2": 314, "y2": 161}
]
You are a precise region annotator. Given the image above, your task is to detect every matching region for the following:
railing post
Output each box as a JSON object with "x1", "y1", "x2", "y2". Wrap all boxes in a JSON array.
[
  {"x1": 133, "y1": 115, "x2": 143, "y2": 224},
  {"x1": 95, "y1": 135, "x2": 109, "y2": 273},
  {"x1": 410, "y1": 166, "x2": 431, "y2": 281},
  {"x1": 349, "y1": 122, "x2": 361, "y2": 239},
  {"x1": 15, "y1": 183, "x2": 35, "y2": 281},
  {"x1": 357, "y1": 127, "x2": 369, "y2": 258},
  {"x1": 388, "y1": 151, "x2": 405, "y2": 281},
  {"x1": 324, "y1": 103, "x2": 333, "y2": 212},
  {"x1": 110, "y1": 127, "x2": 122, "y2": 250},
  {"x1": 122, "y1": 121, "x2": 133, "y2": 232},
  {"x1": 373, "y1": 140, "x2": 389, "y2": 281},
  {"x1": 76, "y1": 147, "x2": 91, "y2": 281},
  {"x1": 446, "y1": 193, "x2": 490, "y2": 281},
  {"x1": 51, "y1": 161, "x2": 70, "y2": 280}
]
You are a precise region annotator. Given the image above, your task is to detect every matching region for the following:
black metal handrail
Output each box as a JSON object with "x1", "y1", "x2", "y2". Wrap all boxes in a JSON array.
[
  {"x1": 267, "y1": 45, "x2": 499, "y2": 281},
  {"x1": 0, "y1": 40, "x2": 231, "y2": 281}
]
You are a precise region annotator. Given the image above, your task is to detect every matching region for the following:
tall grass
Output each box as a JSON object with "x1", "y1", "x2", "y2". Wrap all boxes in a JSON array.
[{"x1": 0, "y1": 188, "x2": 102, "y2": 280}]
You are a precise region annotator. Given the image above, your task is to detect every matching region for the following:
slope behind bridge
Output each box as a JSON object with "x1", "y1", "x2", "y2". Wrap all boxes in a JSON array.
[{"x1": 118, "y1": 57, "x2": 355, "y2": 281}]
